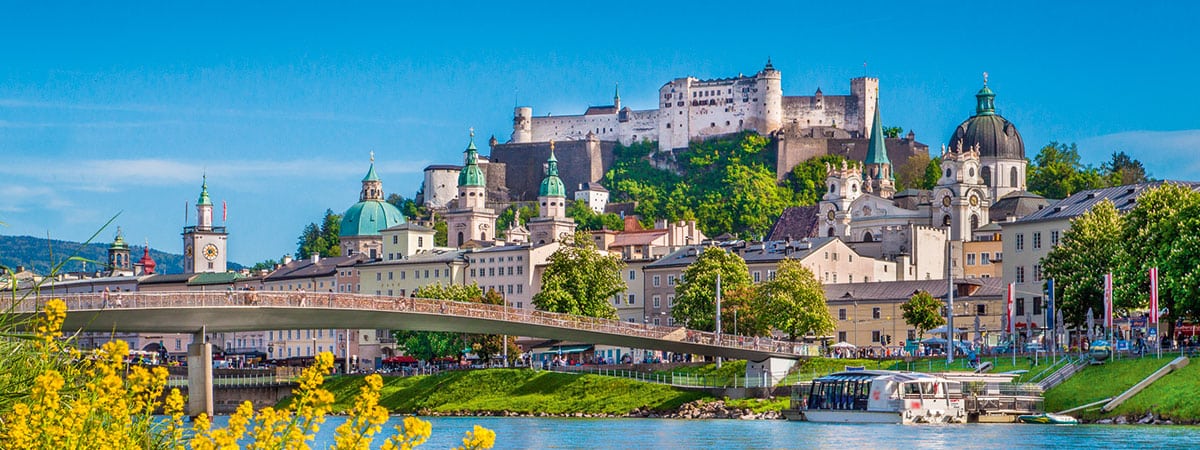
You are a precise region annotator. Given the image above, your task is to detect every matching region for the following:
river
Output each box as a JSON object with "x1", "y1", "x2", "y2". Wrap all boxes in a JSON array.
[{"x1": 207, "y1": 415, "x2": 1199, "y2": 449}]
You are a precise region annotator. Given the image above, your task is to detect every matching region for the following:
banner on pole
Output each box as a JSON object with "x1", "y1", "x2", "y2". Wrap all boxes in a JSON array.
[
  {"x1": 1006, "y1": 282, "x2": 1015, "y2": 334},
  {"x1": 1104, "y1": 272, "x2": 1113, "y2": 330},
  {"x1": 1149, "y1": 267, "x2": 1159, "y2": 324},
  {"x1": 1046, "y1": 278, "x2": 1055, "y2": 332}
]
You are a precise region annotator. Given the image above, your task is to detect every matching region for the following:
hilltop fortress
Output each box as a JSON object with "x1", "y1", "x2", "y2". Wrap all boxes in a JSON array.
[
  {"x1": 510, "y1": 59, "x2": 878, "y2": 152},
  {"x1": 426, "y1": 61, "x2": 932, "y2": 205}
]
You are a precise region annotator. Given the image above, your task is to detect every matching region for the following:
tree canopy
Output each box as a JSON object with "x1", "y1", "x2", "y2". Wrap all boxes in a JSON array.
[
  {"x1": 397, "y1": 283, "x2": 518, "y2": 364},
  {"x1": 671, "y1": 247, "x2": 752, "y2": 332},
  {"x1": 1027, "y1": 142, "x2": 1151, "y2": 199},
  {"x1": 566, "y1": 200, "x2": 624, "y2": 231},
  {"x1": 901, "y1": 291, "x2": 945, "y2": 337},
  {"x1": 757, "y1": 259, "x2": 834, "y2": 340},
  {"x1": 296, "y1": 209, "x2": 341, "y2": 259},
  {"x1": 532, "y1": 232, "x2": 625, "y2": 318},
  {"x1": 1041, "y1": 200, "x2": 1123, "y2": 327},
  {"x1": 1114, "y1": 183, "x2": 1200, "y2": 323}
]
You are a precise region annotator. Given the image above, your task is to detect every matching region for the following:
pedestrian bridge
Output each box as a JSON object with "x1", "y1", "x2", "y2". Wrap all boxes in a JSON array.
[
  {"x1": 17, "y1": 291, "x2": 810, "y2": 415},
  {"x1": 20, "y1": 291, "x2": 809, "y2": 361}
]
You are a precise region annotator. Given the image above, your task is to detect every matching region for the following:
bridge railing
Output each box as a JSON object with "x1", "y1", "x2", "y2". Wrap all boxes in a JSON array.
[{"x1": 14, "y1": 291, "x2": 808, "y2": 356}]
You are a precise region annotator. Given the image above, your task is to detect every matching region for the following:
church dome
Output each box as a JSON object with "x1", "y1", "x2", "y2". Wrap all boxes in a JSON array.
[
  {"x1": 949, "y1": 82, "x2": 1024, "y2": 160},
  {"x1": 339, "y1": 200, "x2": 404, "y2": 237},
  {"x1": 458, "y1": 133, "x2": 486, "y2": 187}
]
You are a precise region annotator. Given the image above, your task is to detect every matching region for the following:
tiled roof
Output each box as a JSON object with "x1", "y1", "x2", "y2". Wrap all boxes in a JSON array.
[
  {"x1": 645, "y1": 238, "x2": 838, "y2": 269},
  {"x1": 611, "y1": 230, "x2": 667, "y2": 247},
  {"x1": 989, "y1": 190, "x2": 1050, "y2": 221},
  {"x1": 1010, "y1": 181, "x2": 1200, "y2": 225},
  {"x1": 264, "y1": 255, "x2": 363, "y2": 282},
  {"x1": 823, "y1": 278, "x2": 1006, "y2": 303},
  {"x1": 767, "y1": 205, "x2": 821, "y2": 241}
]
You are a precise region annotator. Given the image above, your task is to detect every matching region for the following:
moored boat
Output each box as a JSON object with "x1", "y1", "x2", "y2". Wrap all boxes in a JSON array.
[
  {"x1": 1017, "y1": 413, "x2": 1078, "y2": 425},
  {"x1": 790, "y1": 370, "x2": 967, "y2": 424}
]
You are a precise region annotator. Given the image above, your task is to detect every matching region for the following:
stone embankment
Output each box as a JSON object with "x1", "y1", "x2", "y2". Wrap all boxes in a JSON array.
[
  {"x1": 414, "y1": 400, "x2": 783, "y2": 420},
  {"x1": 1092, "y1": 412, "x2": 1193, "y2": 425}
]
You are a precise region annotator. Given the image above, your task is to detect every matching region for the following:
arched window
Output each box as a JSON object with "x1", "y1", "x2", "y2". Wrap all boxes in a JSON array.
[
  {"x1": 827, "y1": 227, "x2": 835, "y2": 237},
  {"x1": 981, "y1": 167, "x2": 992, "y2": 187},
  {"x1": 942, "y1": 215, "x2": 952, "y2": 226},
  {"x1": 481, "y1": 232, "x2": 487, "y2": 241},
  {"x1": 970, "y1": 214, "x2": 979, "y2": 230},
  {"x1": 969, "y1": 167, "x2": 975, "y2": 177},
  {"x1": 457, "y1": 232, "x2": 464, "y2": 245},
  {"x1": 830, "y1": 184, "x2": 837, "y2": 194},
  {"x1": 945, "y1": 168, "x2": 952, "y2": 178},
  {"x1": 863, "y1": 231, "x2": 874, "y2": 242},
  {"x1": 1010, "y1": 167, "x2": 1019, "y2": 187}
]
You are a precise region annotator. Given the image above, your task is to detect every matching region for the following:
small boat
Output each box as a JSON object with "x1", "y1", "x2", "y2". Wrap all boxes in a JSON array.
[
  {"x1": 1017, "y1": 413, "x2": 1078, "y2": 425},
  {"x1": 789, "y1": 370, "x2": 967, "y2": 424}
]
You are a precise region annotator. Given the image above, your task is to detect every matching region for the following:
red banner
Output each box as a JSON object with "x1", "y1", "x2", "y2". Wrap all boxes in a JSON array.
[{"x1": 1104, "y1": 273, "x2": 1113, "y2": 330}]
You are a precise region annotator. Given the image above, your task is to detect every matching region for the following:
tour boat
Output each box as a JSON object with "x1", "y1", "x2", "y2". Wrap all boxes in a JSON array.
[{"x1": 790, "y1": 370, "x2": 968, "y2": 424}]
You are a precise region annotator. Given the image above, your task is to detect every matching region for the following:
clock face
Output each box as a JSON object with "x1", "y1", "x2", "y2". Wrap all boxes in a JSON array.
[
  {"x1": 970, "y1": 195, "x2": 979, "y2": 207},
  {"x1": 942, "y1": 195, "x2": 952, "y2": 207},
  {"x1": 827, "y1": 210, "x2": 836, "y2": 220},
  {"x1": 203, "y1": 243, "x2": 219, "y2": 261}
]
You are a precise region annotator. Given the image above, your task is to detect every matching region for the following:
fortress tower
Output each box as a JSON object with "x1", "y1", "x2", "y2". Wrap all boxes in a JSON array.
[
  {"x1": 755, "y1": 59, "x2": 783, "y2": 134},
  {"x1": 849, "y1": 77, "x2": 879, "y2": 136}
]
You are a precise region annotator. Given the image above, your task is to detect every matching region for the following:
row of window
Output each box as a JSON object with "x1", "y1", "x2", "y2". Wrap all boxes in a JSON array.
[
  {"x1": 1013, "y1": 264, "x2": 1044, "y2": 284},
  {"x1": 964, "y1": 252, "x2": 1001, "y2": 265},
  {"x1": 375, "y1": 268, "x2": 450, "y2": 281},
  {"x1": 1015, "y1": 231, "x2": 1060, "y2": 252},
  {"x1": 650, "y1": 294, "x2": 676, "y2": 308},
  {"x1": 471, "y1": 266, "x2": 523, "y2": 277},
  {"x1": 269, "y1": 329, "x2": 340, "y2": 340}
]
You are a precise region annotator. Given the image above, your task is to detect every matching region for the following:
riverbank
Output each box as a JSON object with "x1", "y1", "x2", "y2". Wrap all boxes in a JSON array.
[{"x1": 1043, "y1": 354, "x2": 1198, "y2": 424}]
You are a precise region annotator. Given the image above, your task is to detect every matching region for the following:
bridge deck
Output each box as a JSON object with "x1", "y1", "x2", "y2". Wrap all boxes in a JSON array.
[{"x1": 14, "y1": 292, "x2": 812, "y2": 361}]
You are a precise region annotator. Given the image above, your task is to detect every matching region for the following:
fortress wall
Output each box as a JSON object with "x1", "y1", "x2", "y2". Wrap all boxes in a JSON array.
[
  {"x1": 782, "y1": 95, "x2": 852, "y2": 131},
  {"x1": 490, "y1": 140, "x2": 615, "y2": 202}
]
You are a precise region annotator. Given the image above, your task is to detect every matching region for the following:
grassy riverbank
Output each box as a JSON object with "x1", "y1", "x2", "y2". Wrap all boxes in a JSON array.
[
  {"x1": 298, "y1": 369, "x2": 709, "y2": 415},
  {"x1": 1044, "y1": 354, "x2": 1199, "y2": 422}
]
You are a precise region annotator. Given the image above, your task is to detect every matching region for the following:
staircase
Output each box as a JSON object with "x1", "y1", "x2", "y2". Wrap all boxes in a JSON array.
[{"x1": 1037, "y1": 356, "x2": 1088, "y2": 391}]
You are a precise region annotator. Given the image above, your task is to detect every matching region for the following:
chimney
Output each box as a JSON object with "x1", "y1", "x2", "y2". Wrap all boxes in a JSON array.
[
  {"x1": 312, "y1": 254, "x2": 320, "y2": 264},
  {"x1": 282, "y1": 254, "x2": 293, "y2": 265}
]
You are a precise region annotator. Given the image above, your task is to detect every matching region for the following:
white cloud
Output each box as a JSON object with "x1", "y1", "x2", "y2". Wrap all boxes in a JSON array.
[{"x1": 1078, "y1": 129, "x2": 1200, "y2": 181}]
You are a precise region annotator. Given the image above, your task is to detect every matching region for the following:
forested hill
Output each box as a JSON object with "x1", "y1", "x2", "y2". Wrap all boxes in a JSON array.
[{"x1": 0, "y1": 234, "x2": 243, "y2": 276}]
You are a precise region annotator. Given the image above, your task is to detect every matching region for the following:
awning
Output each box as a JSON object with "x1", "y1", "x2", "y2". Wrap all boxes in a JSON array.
[{"x1": 543, "y1": 344, "x2": 593, "y2": 354}]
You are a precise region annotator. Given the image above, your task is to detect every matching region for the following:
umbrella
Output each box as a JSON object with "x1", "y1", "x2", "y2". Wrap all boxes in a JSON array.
[
  {"x1": 920, "y1": 337, "x2": 947, "y2": 345},
  {"x1": 926, "y1": 325, "x2": 968, "y2": 335},
  {"x1": 830, "y1": 341, "x2": 857, "y2": 349},
  {"x1": 1055, "y1": 309, "x2": 1065, "y2": 350}
]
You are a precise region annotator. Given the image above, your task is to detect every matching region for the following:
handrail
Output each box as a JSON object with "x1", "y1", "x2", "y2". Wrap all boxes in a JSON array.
[
  {"x1": 546, "y1": 365, "x2": 771, "y2": 388},
  {"x1": 13, "y1": 291, "x2": 808, "y2": 357}
]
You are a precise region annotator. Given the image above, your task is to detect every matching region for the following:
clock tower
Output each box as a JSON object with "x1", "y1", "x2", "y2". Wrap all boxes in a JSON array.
[
  {"x1": 183, "y1": 176, "x2": 228, "y2": 273},
  {"x1": 527, "y1": 141, "x2": 577, "y2": 245}
]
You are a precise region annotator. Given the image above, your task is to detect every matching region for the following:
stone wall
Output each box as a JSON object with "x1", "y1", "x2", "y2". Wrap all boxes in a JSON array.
[{"x1": 489, "y1": 139, "x2": 615, "y2": 202}]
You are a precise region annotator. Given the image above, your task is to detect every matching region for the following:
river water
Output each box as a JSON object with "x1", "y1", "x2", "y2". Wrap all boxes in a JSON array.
[{"x1": 209, "y1": 415, "x2": 1199, "y2": 449}]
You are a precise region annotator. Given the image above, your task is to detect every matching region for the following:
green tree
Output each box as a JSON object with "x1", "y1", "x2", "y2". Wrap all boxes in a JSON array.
[
  {"x1": 386, "y1": 193, "x2": 425, "y2": 221},
  {"x1": 532, "y1": 232, "x2": 625, "y2": 318},
  {"x1": 923, "y1": 156, "x2": 942, "y2": 190},
  {"x1": 433, "y1": 220, "x2": 448, "y2": 247},
  {"x1": 250, "y1": 259, "x2": 278, "y2": 272},
  {"x1": 785, "y1": 154, "x2": 850, "y2": 206},
  {"x1": 1027, "y1": 142, "x2": 1106, "y2": 199},
  {"x1": 757, "y1": 259, "x2": 834, "y2": 340},
  {"x1": 1102, "y1": 151, "x2": 1150, "y2": 186},
  {"x1": 465, "y1": 289, "x2": 521, "y2": 364},
  {"x1": 1115, "y1": 183, "x2": 1200, "y2": 324},
  {"x1": 882, "y1": 126, "x2": 903, "y2": 139},
  {"x1": 894, "y1": 152, "x2": 931, "y2": 192},
  {"x1": 901, "y1": 291, "x2": 946, "y2": 337},
  {"x1": 1042, "y1": 200, "x2": 1123, "y2": 327},
  {"x1": 296, "y1": 209, "x2": 342, "y2": 259},
  {"x1": 392, "y1": 329, "x2": 464, "y2": 363},
  {"x1": 566, "y1": 200, "x2": 625, "y2": 231},
  {"x1": 722, "y1": 285, "x2": 771, "y2": 337},
  {"x1": 672, "y1": 247, "x2": 752, "y2": 331}
]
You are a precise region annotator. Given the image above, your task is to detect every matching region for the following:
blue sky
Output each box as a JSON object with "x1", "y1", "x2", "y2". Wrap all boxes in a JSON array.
[{"x1": 2, "y1": 1, "x2": 1198, "y2": 266}]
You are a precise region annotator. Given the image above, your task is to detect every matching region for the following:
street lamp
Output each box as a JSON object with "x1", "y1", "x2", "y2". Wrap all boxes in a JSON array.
[{"x1": 945, "y1": 225, "x2": 955, "y2": 366}]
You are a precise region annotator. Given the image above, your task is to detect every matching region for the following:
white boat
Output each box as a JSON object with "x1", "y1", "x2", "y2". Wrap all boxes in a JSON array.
[{"x1": 790, "y1": 370, "x2": 967, "y2": 424}]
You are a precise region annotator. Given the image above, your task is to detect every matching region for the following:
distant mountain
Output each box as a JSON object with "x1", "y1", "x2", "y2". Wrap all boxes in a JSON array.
[{"x1": 0, "y1": 234, "x2": 242, "y2": 276}]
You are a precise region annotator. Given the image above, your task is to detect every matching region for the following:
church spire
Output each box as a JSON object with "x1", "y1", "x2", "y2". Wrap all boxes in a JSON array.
[
  {"x1": 197, "y1": 175, "x2": 212, "y2": 206},
  {"x1": 458, "y1": 128, "x2": 486, "y2": 188},
  {"x1": 539, "y1": 141, "x2": 566, "y2": 198},
  {"x1": 359, "y1": 152, "x2": 384, "y2": 201},
  {"x1": 613, "y1": 82, "x2": 621, "y2": 110},
  {"x1": 864, "y1": 97, "x2": 892, "y2": 177}
]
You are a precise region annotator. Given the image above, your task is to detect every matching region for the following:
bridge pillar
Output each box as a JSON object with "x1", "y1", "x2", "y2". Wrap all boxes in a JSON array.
[
  {"x1": 187, "y1": 332, "x2": 214, "y2": 417},
  {"x1": 745, "y1": 357, "x2": 798, "y2": 388}
]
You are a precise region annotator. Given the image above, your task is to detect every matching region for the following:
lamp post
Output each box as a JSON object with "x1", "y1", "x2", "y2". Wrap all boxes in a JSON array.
[
  {"x1": 946, "y1": 226, "x2": 955, "y2": 366},
  {"x1": 715, "y1": 271, "x2": 722, "y2": 369}
]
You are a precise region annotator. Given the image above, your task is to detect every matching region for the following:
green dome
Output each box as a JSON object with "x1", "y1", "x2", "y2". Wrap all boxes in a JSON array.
[
  {"x1": 539, "y1": 149, "x2": 566, "y2": 197},
  {"x1": 458, "y1": 134, "x2": 486, "y2": 187},
  {"x1": 197, "y1": 176, "x2": 212, "y2": 206},
  {"x1": 339, "y1": 200, "x2": 405, "y2": 237}
]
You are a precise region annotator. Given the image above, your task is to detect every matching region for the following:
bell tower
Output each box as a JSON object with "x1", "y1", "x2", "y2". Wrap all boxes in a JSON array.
[
  {"x1": 932, "y1": 142, "x2": 991, "y2": 241},
  {"x1": 528, "y1": 141, "x2": 577, "y2": 245},
  {"x1": 818, "y1": 161, "x2": 862, "y2": 238},
  {"x1": 446, "y1": 129, "x2": 498, "y2": 247}
]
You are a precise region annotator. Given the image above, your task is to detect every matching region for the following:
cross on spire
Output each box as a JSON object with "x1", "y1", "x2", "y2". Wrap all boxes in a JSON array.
[
  {"x1": 369, "y1": 150, "x2": 374, "y2": 163},
  {"x1": 983, "y1": 71, "x2": 989, "y2": 85},
  {"x1": 469, "y1": 127, "x2": 475, "y2": 138}
]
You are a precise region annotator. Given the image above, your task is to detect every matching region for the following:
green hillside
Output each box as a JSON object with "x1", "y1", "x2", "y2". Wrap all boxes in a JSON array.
[{"x1": 0, "y1": 234, "x2": 242, "y2": 275}]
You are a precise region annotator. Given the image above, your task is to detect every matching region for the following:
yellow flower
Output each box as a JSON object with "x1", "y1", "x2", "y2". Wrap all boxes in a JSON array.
[
  {"x1": 333, "y1": 374, "x2": 391, "y2": 450},
  {"x1": 455, "y1": 425, "x2": 497, "y2": 450}
]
